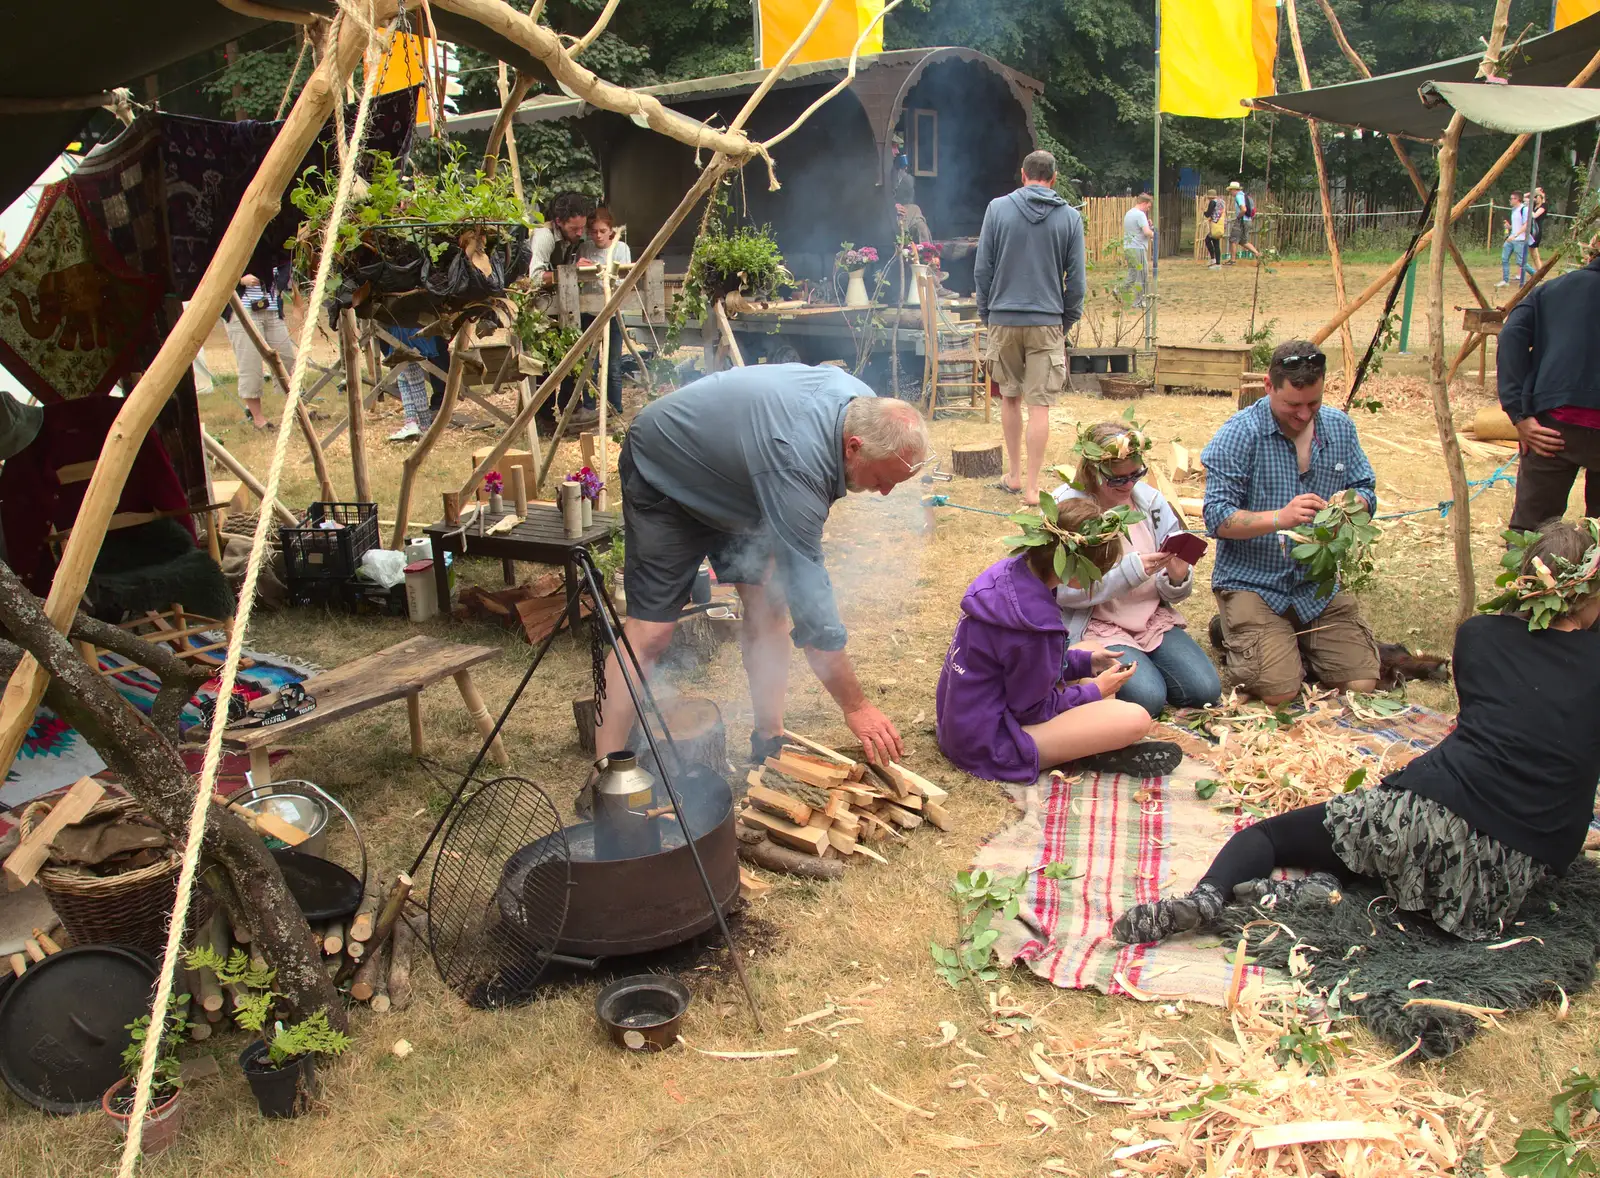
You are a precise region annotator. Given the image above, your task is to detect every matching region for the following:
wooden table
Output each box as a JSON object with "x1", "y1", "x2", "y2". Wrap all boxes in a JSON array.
[
  {"x1": 425, "y1": 503, "x2": 619, "y2": 631},
  {"x1": 222, "y1": 636, "x2": 508, "y2": 786}
]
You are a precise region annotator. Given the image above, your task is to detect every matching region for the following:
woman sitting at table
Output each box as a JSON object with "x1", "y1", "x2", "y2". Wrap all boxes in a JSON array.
[
  {"x1": 1113, "y1": 516, "x2": 1600, "y2": 946},
  {"x1": 1054, "y1": 417, "x2": 1222, "y2": 718}
]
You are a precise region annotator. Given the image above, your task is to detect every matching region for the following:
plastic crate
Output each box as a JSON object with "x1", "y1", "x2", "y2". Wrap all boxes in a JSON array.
[{"x1": 279, "y1": 502, "x2": 379, "y2": 585}]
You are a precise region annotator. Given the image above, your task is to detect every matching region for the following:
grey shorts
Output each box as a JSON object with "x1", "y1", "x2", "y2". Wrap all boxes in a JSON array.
[
  {"x1": 1230, "y1": 218, "x2": 1254, "y2": 246},
  {"x1": 619, "y1": 444, "x2": 772, "y2": 623}
]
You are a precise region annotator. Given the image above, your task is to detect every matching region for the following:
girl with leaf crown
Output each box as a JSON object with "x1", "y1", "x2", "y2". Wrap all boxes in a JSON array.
[
  {"x1": 936, "y1": 497, "x2": 1179, "y2": 783},
  {"x1": 1113, "y1": 517, "x2": 1600, "y2": 947},
  {"x1": 1054, "y1": 411, "x2": 1222, "y2": 718}
]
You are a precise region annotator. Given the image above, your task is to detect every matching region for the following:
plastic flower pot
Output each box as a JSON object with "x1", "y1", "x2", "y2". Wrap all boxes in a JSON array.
[
  {"x1": 238, "y1": 1042, "x2": 317, "y2": 1119},
  {"x1": 101, "y1": 1078, "x2": 186, "y2": 1154}
]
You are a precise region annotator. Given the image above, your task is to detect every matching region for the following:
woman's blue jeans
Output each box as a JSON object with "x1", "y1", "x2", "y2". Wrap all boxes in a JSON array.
[{"x1": 1104, "y1": 627, "x2": 1222, "y2": 719}]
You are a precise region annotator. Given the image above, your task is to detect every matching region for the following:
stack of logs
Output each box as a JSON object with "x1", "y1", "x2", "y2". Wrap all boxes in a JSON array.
[
  {"x1": 179, "y1": 872, "x2": 418, "y2": 1038},
  {"x1": 736, "y1": 732, "x2": 951, "y2": 888},
  {"x1": 5, "y1": 921, "x2": 65, "y2": 979}
]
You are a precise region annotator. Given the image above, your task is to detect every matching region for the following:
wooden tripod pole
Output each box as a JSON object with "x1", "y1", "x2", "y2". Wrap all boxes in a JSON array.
[
  {"x1": 0, "y1": 11, "x2": 372, "y2": 779},
  {"x1": 1428, "y1": 0, "x2": 1513, "y2": 625},
  {"x1": 339, "y1": 309, "x2": 371, "y2": 504},
  {"x1": 227, "y1": 295, "x2": 336, "y2": 502},
  {"x1": 1285, "y1": 0, "x2": 1357, "y2": 394}
]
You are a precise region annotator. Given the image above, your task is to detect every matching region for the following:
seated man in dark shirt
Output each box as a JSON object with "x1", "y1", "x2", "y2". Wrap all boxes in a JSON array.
[{"x1": 1112, "y1": 516, "x2": 1600, "y2": 946}]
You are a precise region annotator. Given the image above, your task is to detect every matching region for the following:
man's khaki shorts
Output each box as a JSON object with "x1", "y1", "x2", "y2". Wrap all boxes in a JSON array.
[
  {"x1": 986, "y1": 323, "x2": 1066, "y2": 406},
  {"x1": 1214, "y1": 589, "x2": 1379, "y2": 700}
]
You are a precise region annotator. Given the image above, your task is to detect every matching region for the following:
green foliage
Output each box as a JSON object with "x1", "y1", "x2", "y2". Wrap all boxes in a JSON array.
[
  {"x1": 183, "y1": 945, "x2": 349, "y2": 1067},
  {"x1": 594, "y1": 532, "x2": 625, "y2": 583},
  {"x1": 930, "y1": 868, "x2": 1029, "y2": 988},
  {"x1": 1273, "y1": 1022, "x2": 1347, "y2": 1074},
  {"x1": 1504, "y1": 1070, "x2": 1600, "y2": 1177},
  {"x1": 1194, "y1": 778, "x2": 1223, "y2": 801},
  {"x1": 202, "y1": 40, "x2": 314, "y2": 121},
  {"x1": 1004, "y1": 501, "x2": 1144, "y2": 589},
  {"x1": 1168, "y1": 1081, "x2": 1258, "y2": 1122},
  {"x1": 509, "y1": 286, "x2": 583, "y2": 370},
  {"x1": 1288, "y1": 496, "x2": 1383, "y2": 599},
  {"x1": 287, "y1": 145, "x2": 532, "y2": 273},
  {"x1": 668, "y1": 185, "x2": 790, "y2": 345},
  {"x1": 121, "y1": 999, "x2": 191, "y2": 1097},
  {"x1": 1242, "y1": 318, "x2": 1278, "y2": 373},
  {"x1": 1479, "y1": 523, "x2": 1600, "y2": 630}
]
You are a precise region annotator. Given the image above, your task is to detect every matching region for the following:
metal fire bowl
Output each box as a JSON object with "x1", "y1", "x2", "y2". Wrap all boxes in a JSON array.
[{"x1": 499, "y1": 763, "x2": 739, "y2": 959}]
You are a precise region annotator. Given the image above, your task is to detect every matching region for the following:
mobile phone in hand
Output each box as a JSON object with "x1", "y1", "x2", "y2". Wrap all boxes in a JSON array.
[{"x1": 1159, "y1": 532, "x2": 1208, "y2": 564}]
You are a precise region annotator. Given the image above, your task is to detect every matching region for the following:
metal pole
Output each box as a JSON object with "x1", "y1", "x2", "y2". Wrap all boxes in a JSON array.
[
  {"x1": 1398, "y1": 257, "x2": 1418, "y2": 353},
  {"x1": 1149, "y1": 0, "x2": 1161, "y2": 349}
]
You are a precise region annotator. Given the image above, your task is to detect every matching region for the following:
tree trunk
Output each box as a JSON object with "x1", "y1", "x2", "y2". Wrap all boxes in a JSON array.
[{"x1": 0, "y1": 563, "x2": 342, "y2": 1028}]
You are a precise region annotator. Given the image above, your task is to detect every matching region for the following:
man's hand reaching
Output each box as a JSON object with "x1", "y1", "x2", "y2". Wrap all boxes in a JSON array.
[{"x1": 844, "y1": 702, "x2": 904, "y2": 765}]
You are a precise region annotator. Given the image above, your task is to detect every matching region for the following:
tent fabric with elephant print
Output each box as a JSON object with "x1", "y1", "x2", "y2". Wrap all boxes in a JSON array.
[{"x1": 0, "y1": 182, "x2": 163, "y2": 403}]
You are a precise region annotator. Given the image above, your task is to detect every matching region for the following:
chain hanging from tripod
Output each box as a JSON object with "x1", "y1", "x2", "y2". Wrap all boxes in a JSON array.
[{"x1": 590, "y1": 603, "x2": 609, "y2": 732}]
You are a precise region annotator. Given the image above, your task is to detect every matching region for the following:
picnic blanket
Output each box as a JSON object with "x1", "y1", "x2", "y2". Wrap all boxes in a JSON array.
[
  {"x1": 977, "y1": 706, "x2": 1456, "y2": 1007},
  {"x1": 2, "y1": 639, "x2": 316, "y2": 814}
]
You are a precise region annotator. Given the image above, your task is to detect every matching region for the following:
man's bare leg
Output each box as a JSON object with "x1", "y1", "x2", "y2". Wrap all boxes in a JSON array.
[
  {"x1": 999, "y1": 393, "x2": 1023, "y2": 491},
  {"x1": 736, "y1": 580, "x2": 792, "y2": 749},
  {"x1": 593, "y1": 618, "x2": 678, "y2": 760},
  {"x1": 1023, "y1": 402, "x2": 1052, "y2": 500}
]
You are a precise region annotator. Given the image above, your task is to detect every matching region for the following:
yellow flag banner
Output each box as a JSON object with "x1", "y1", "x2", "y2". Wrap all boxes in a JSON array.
[
  {"x1": 758, "y1": 0, "x2": 884, "y2": 69},
  {"x1": 1159, "y1": 0, "x2": 1276, "y2": 119},
  {"x1": 1556, "y1": 0, "x2": 1600, "y2": 29}
]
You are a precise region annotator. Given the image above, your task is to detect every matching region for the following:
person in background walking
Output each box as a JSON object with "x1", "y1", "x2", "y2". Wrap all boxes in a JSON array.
[
  {"x1": 1117, "y1": 193, "x2": 1154, "y2": 306},
  {"x1": 1527, "y1": 187, "x2": 1548, "y2": 274},
  {"x1": 1499, "y1": 191, "x2": 1529, "y2": 288},
  {"x1": 974, "y1": 149, "x2": 1086, "y2": 503},
  {"x1": 1498, "y1": 234, "x2": 1600, "y2": 527},
  {"x1": 1227, "y1": 181, "x2": 1260, "y2": 263},
  {"x1": 1202, "y1": 189, "x2": 1224, "y2": 269},
  {"x1": 222, "y1": 262, "x2": 299, "y2": 430}
]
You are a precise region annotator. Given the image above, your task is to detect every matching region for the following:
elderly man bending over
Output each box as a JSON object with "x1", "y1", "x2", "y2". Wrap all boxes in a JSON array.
[
  {"x1": 590, "y1": 364, "x2": 932, "y2": 792},
  {"x1": 1201, "y1": 341, "x2": 1380, "y2": 705}
]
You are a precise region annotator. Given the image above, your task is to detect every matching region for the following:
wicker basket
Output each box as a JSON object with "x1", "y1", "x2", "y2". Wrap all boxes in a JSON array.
[
  {"x1": 1097, "y1": 374, "x2": 1150, "y2": 400},
  {"x1": 19, "y1": 795, "x2": 210, "y2": 958}
]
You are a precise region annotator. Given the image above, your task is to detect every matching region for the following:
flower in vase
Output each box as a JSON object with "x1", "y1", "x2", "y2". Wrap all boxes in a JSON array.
[
  {"x1": 484, "y1": 471, "x2": 503, "y2": 497},
  {"x1": 576, "y1": 466, "x2": 602, "y2": 502}
]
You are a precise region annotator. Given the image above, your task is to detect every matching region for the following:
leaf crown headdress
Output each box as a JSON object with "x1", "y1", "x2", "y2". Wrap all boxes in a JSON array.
[
  {"x1": 1004, "y1": 496, "x2": 1144, "y2": 588},
  {"x1": 1068, "y1": 406, "x2": 1153, "y2": 473},
  {"x1": 1478, "y1": 518, "x2": 1600, "y2": 630}
]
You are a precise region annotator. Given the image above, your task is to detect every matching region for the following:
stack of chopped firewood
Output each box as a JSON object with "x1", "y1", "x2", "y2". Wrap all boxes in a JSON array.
[{"x1": 736, "y1": 731, "x2": 951, "y2": 885}]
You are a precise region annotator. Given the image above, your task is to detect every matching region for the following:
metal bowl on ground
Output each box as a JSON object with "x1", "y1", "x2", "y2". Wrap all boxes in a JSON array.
[{"x1": 595, "y1": 974, "x2": 691, "y2": 1052}]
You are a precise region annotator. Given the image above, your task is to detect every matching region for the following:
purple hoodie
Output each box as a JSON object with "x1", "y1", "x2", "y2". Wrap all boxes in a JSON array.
[{"x1": 936, "y1": 554, "x2": 1102, "y2": 783}]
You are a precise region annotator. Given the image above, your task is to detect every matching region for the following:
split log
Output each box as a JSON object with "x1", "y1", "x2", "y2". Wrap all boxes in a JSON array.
[
  {"x1": 745, "y1": 782, "x2": 812, "y2": 826},
  {"x1": 738, "y1": 867, "x2": 772, "y2": 901},
  {"x1": 756, "y1": 765, "x2": 831, "y2": 810},
  {"x1": 350, "y1": 938, "x2": 388, "y2": 1003},
  {"x1": 3, "y1": 776, "x2": 105, "y2": 887},
  {"x1": 765, "y1": 754, "x2": 849, "y2": 791},
  {"x1": 886, "y1": 761, "x2": 948, "y2": 802},
  {"x1": 737, "y1": 835, "x2": 845, "y2": 881},
  {"x1": 572, "y1": 696, "x2": 598, "y2": 755},
  {"x1": 950, "y1": 442, "x2": 1002, "y2": 479},
  {"x1": 826, "y1": 829, "x2": 858, "y2": 857},
  {"x1": 923, "y1": 801, "x2": 953, "y2": 832},
  {"x1": 853, "y1": 844, "x2": 888, "y2": 865},
  {"x1": 738, "y1": 808, "x2": 830, "y2": 856},
  {"x1": 881, "y1": 804, "x2": 924, "y2": 831},
  {"x1": 387, "y1": 914, "x2": 420, "y2": 1014}
]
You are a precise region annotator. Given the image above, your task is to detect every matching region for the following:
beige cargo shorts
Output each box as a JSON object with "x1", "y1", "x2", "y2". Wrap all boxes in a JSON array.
[{"x1": 986, "y1": 323, "x2": 1066, "y2": 406}]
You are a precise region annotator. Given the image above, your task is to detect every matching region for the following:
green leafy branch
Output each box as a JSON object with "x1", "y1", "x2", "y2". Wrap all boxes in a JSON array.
[
  {"x1": 930, "y1": 864, "x2": 1077, "y2": 990},
  {"x1": 121, "y1": 998, "x2": 191, "y2": 1097},
  {"x1": 185, "y1": 945, "x2": 350, "y2": 1067},
  {"x1": 1004, "y1": 500, "x2": 1144, "y2": 589},
  {"x1": 1288, "y1": 497, "x2": 1382, "y2": 599},
  {"x1": 1504, "y1": 1070, "x2": 1600, "y2": 1177}
]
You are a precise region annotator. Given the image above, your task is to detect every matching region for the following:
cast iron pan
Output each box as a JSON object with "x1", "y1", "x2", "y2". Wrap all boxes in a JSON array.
[
  {"x1": 272, "y1": 848, "x2": 362, "y2": 923},
  {"x1": 0, "y1": 945, "x2": 157, "y2": 1114}
]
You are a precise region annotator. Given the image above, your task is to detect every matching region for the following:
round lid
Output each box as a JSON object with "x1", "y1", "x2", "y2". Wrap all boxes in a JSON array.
[
  {"x1": 273, "y1": 848, "x2": 363, "y2": 922},
  {"x1": 0, "y1": 945, "x2": 156, "y2": 1114}
]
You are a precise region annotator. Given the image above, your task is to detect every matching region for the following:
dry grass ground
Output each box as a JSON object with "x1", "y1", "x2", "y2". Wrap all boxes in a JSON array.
[{"x1": 1, "y1": 266, "x2": 1595, "y2": 1177}]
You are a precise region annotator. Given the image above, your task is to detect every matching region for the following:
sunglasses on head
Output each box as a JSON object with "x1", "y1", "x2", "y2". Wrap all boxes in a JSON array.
[
  {"x1": 1278, "y1": 350, "x2": 1327, "y2": 373},
  {"x1": 1102, "y1": 466, "x2": 1148, "y2": 488}
]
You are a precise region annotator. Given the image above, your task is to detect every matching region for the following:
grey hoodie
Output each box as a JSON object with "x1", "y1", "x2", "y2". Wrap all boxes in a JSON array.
[{"x1": 973, "y1": 185, "x2": 1086, "y2": 329}]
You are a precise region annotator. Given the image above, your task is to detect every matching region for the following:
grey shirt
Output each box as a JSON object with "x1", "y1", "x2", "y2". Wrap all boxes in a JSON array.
[{"x1": 627, "y1": 364, "x2": 871, "y2": 651}]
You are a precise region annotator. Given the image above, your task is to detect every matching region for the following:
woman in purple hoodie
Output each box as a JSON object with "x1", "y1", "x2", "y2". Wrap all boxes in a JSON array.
[{"x1": 937, "y1": 498, "x2": 1176, "y2": 783}]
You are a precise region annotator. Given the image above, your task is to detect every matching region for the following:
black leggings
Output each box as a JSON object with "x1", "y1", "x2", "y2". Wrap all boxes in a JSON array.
[
  {"x1": 1204, "y1": 235, "x2": 1221, "y2": 264},
  {"x1": 1199, "y1": 804, "x2": 1351, "y2": 896}
]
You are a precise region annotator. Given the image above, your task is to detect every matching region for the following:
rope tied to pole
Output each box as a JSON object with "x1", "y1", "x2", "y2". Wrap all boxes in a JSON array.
[
  {"x1": 114, "y1": 6, "x2": 388, "y2": 1172},
  {"x1": 1376, "y1": 457, "x2": 1518, "y2": 521}
]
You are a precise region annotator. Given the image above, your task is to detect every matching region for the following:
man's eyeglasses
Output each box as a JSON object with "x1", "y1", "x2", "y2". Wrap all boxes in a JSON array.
[
  {"x1": 898, "y1": 451, "x2": 938, "y2": 476},
  {"x1": 1102, "y1": 467, "x2": 1148, "y2": 488}
]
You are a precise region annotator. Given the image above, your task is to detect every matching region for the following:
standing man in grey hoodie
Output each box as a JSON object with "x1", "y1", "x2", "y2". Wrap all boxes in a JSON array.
[{"x1": 974, "y1": 150, "x2": 1086, "y2": 501}]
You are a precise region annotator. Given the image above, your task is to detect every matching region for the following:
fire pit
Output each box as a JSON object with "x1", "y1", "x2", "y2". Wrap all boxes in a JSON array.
[{"x1": 500, "y1": 762, "x2": 739, "y2": 960}]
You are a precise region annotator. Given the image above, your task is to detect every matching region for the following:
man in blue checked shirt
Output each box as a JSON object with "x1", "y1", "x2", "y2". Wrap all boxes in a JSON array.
[{"x1": 1201, "y1": 340, "x2": 1381, "y2": 705}]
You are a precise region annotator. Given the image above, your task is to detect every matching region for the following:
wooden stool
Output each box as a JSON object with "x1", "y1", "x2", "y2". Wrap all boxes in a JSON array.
[{"x1": 222, "y1": 636, "x2": 509, "y2": 787}]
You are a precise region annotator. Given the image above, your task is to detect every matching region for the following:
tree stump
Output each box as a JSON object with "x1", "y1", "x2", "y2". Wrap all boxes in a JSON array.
[
  {"x1": 628, "y1": 694, "x2": 727, "y2": 774},
  {"x1": 950, "y1": 442, "x2": 1002, "y2": 479},
  {"x1": 661, "y1": 609, "x2": 721, "y2": 670}
]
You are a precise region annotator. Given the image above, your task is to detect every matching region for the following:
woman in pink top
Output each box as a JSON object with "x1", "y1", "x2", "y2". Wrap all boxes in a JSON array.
[{"x1": 1053, "y1": 418, "x2": 1223, "y2": 717}]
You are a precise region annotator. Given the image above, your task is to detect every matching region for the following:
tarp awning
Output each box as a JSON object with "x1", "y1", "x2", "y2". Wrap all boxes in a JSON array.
[
  {"x1": 1256, "y1": 9, "x2": 1600, "y2": 140},
  {"x1": 1419, "y1": 81, "x2": 1600, "y2": 133}
]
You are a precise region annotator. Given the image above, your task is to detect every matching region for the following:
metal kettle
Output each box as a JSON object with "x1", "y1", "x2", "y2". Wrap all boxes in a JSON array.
[{"x1": 591, "y1": 750, "x2": 660, "y2": 860}]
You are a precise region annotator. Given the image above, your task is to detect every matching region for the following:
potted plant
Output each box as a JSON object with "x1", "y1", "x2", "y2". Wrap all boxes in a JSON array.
[
  {"x1": 185, "y1": 946, "x2": 350, "y2": 1119},
  {"x1": 102, "y1": 1000, "x2": 190, "y2": 1154},
  {"x1": 837, "y1": 242, "x2": 879, "y2": 307},
  {"x1": 484, "y1": 471, "x2": 504, "y2": 515}
]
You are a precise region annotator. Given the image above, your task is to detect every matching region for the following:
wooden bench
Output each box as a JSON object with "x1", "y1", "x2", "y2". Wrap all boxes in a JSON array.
[{"x1": 222, "y1": 636, "x2": 509, "y2": 787}]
